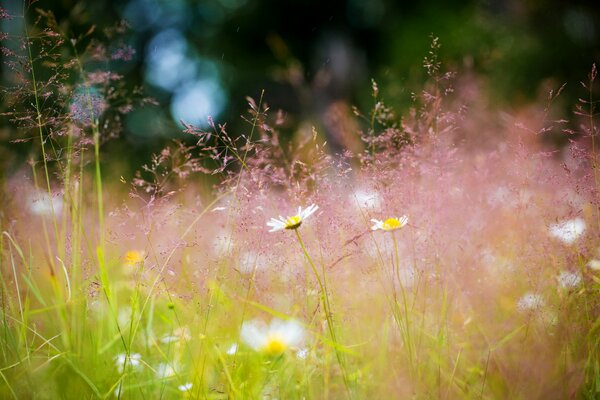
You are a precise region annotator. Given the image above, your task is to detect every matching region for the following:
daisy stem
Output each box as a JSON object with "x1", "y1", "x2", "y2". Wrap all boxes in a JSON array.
[
  {"x1": 294, "y1": 229, "x2": 353, "y2": 398},
  {"x1": 392, "y1": 231, "x2": 415, "y2": 375},
  {"x1": 294, "y1": 230, "x2": 328, "y2": 322}
]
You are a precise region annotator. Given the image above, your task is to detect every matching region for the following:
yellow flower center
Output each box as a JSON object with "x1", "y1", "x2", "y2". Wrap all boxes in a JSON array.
[
  {"x1": 382, "y1": 218, "x2": 403, "y2": 231},
  {"x1": 123, "y1": 251, "x2": 144, "y2": 266},
  {"x1": 284, "y1": 215, "x2": 302, "y2": 230},
  {"x1": 263, "y1": 335, "x2": 287, "y2": 355}
]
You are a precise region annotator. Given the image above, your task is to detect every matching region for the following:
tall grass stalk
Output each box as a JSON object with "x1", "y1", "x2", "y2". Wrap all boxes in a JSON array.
[
  {"x1": 391, "y1": 231, "x2": 416, "y2": 374},
  {"x1": 195, "y1": 91, "x2": 265, "y2": 392},
  {"x1": 294, "y1": 229, "x2": 352, "y2": 397}
]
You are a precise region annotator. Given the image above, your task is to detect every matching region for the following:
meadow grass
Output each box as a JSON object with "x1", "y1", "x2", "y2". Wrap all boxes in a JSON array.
[{"x1": 2, "y1": 5, "x2": 600, "y2": 399}]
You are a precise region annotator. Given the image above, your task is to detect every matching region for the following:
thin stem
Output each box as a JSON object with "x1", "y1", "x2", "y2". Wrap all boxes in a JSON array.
[
  {"x1": 589, "y1": 72, "x2": 600, "y2": 232},
  {"x1": 391, "y1": 231, "x2": 414, "y2": 373},
  {"x1": 72, "y1": 43, "x2": 108, "y2": 287},
  {"x1": 199, "y1": 91, "x2": 265, "y2": 386},
  {"x1": 295, "y1": 230, "x2": 327, "y2": 308},
  {"x1": 24, "y1": 12, "x2": 59, "y2": 266},
  {"x1": 480, "y1": 349, "x2": 491, "y2": 399},
  {"x1": 294, "y1": 229, "x2": 352, "y2": 398}
]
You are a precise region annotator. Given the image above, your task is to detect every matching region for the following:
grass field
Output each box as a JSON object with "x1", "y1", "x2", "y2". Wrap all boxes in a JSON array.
[{"x1": 2, "y1": 7, "x2": 600, "y2": 398}]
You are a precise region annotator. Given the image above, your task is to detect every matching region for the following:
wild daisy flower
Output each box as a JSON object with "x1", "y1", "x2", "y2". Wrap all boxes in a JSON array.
[
  {"x1": 155, "y1": 362, "x2": 177, "y2": 379},
  {"x1": 178, "y1": 383, "x2": 193, "y2": 392},
  {"x1": 267, "y1": 204, "x2": 319, "y2": 232},
  {"x1": 29, "y1": 192, "x2": 63, "y2": 216},
  {"x1": 557, "y1": 270, "x2": 582, "y2": 289},
  {"x1": 588, "y1": 259, "x2": 600, "y2": 270},
  {"x1": 117, "y1": 307, "x2": 133, "y2": 327},
  {"x1": 114, "y1": 352, "x2": 142, "y2": 374},
  {"x1": 240, "y1": 318, "x2": 304, "y2": 356},
  {"x1": 371, "y1": 215, "x2": 409, "y2": 232},
  {"x1": 549, "y1": 218, "x2": 586, "y2": 245},
  {"x1": 516, "y1": 292, "x2": 544, "y2": 312}
]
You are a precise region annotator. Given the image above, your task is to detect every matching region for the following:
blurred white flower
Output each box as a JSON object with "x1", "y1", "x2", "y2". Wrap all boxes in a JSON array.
[
  {"x1": 161, "y1": 327, "x2": 191, "y2": 344},
  {"x1": 557, "y1": 271, "x2": 582, "y2": 289},
  {"x1": 178, "y1": 382, "x2": 193, "y2": 392},
  {"x1": 371, "y1": 215, "x2": 409, "y2": 232},
  {"x1": 29, "y1": 192, "x2": 63, "y2": 216},
  {"x1": 549, "y1": 218, "x2": 586, "y2": 244},
  {"x1": 267, "y1": 204, "x2": 319, "y2": 232},
  {"x1": 517, "y1": 292, "x2": 545, "y2": 312},
  {"x1": 117, "y1": 307, "x2": 133, "y2": 327},
  {"x1": 240, "y1": 318, "x2": 304, "y2": 356},
  {"x1": 351, "y1": 190, "x2": 381, "y2": 210},
  {"x1": 226, "y1": 343, "x2": 238, "y2": 355},
  {"x1": 114, "y1": 352, "x2": 142, "y2": 374},
  {"x1": 588, "y1": 259, "x2": 600, "y2": 270},
  {"x1": 155, "y1": 362, "x2": 177, "y2": 379}
]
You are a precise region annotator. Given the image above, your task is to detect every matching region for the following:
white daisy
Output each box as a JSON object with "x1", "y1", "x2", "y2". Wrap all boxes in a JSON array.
[
  {"x1": 155, "y1": 362, "x2": 177, "y2": 379},
  {"x1": 516, "y1": 292, "x2": 545, "y2": 312},
  {"x1": 266, "y1": 204, "x2": 319, "y2": 232},
  {"x1": 371, "y1": 215, "x2": 409, "y2": 232},
  {"x1": 29, "y1": 192, "x2": 63, "y2": 216},
  {"x1": 549, "y1": 218, "x2": 586, "y2": 245},
  {"x1": 178, "y1": 382, "x2": 193, "y2": 392},
  {"x1": 557, "y1": 271, "x2": 582, "y2": 289},
  {"x1": 588, "y1": 259, "x2": 600, "y2": 270},
  {"x1": 114, "y1": 352, "x2": 142, "y2": 374},
  {"x1": 240, "y1": 318, "x2": 304, "y2": 356},
  {"x1": 117, "y1": 307, "x2": 133, "y2": 327}
]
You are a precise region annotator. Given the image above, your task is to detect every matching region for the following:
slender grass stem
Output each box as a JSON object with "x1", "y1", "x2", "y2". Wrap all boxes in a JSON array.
[
  {"x1": 24, "y1": 18, "x2": 60, "y2": 250},
  {"x1": 294, "y1": 229, "x2": 352, "y2": 398},
  {"x1": 196, "y1": 92, "x2": 265, "y2": 390},
  {"x1": 480, "y1": 349, "x2": 491, "y2": 399},
  {"x1": 70, "y1": 43, "x2": 111, "y2": 305},
  {"x1": 392, "y1": 231, "x2": 415, "y2": 375}
]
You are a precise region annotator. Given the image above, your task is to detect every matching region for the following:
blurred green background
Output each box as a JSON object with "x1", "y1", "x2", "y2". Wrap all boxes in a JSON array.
[{"x1": 1, "y1": 0, "x2": 599, "y2": 176}]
